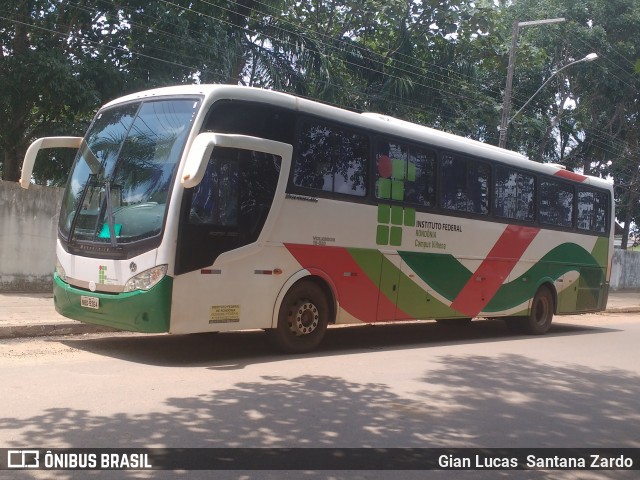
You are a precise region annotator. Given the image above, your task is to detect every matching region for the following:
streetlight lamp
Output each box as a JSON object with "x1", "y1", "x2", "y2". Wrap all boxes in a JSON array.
[
  {"x1": 498, "y1": 18, "x2": 566, "y2": 149},
  {"x1": 508, "y1": 53, "x2": 598, "y2": 123}
]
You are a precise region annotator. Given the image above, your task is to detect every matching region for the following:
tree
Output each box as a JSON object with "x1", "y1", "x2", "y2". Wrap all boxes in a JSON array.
[
  {"x1": 0, "y1": 0, "x2": 102, "y2": 182},
  {"x1": 489, "y1": 0, "x2": 640, "y2": 172},
  {"x1": 263, "y1": 0, "x2": 499, "y2": 136},
  {"x1": 0, "y1": 0, "x2": 279, "y2": 183},
  {"x1": 3, "y1": 0, "x2": 638, "y2": 234}
]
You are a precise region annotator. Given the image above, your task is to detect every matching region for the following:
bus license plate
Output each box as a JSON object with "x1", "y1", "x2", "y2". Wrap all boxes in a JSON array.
[{"x1": 81, "y1": 296, "x2": 100, "y2": 309}]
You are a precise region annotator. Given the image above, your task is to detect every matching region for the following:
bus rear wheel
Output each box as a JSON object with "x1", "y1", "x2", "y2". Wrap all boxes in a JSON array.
[
  {"x1": 270, "y1": 281, "x2": 329, "y2": 353},
  {"x1": 505, "y1": 286, "x2": 554, "y2": 335}
]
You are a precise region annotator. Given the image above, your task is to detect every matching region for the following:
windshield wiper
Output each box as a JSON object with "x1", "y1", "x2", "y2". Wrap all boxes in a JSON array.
[
  {"x1": 67, "y1": 173, "x2": 96, "y2": 246},
  {"x1": 103, "y1": 179, "x2": 118, "y2": 247}
]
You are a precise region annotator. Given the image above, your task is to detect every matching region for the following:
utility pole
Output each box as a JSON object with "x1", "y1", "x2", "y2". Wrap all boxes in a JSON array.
[{"x1": 498, "y1": 18, "x2": 566, "y2": 149}]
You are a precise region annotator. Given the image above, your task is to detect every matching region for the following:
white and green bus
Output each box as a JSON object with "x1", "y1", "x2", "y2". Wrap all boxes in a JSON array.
[{"x1": 20, "y1": 85, "x2": 614, "y2": 352}]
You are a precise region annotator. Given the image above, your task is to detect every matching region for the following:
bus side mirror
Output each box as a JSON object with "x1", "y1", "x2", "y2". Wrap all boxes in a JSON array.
[
  {"x1": 181, "y1": 133, "x2": 294, "y2": 189},
  {"x1": 181, "y1": 133, "x2": 218, "y2": 189},
  {"x1": 20, "y1": 136, "x2": 83, "y2": 189}
]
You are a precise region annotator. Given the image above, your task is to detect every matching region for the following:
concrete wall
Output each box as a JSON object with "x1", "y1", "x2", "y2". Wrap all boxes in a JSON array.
[
  {"x1": 0, "y1": 180, "x2": 64, "y2": 292},
  {"x1": 1, "y1": 180, "x2": 640, "y2": 292},
  {"x1": 610, "y1": 249, "x2": 640, "y2": 291}
]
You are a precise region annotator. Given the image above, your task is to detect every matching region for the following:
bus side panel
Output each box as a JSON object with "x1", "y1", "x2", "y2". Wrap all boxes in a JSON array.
[
  {"x1": 168, "y1": 245, "x2": 302, "y2": 334},
  {"x1": 489, "y1": 231, "x2": 609, "y2": 315},
  {"x1": 171, "y1": 196, "x2": 613, "y2": 333},
  {"x1": 284, "y1": 244, "x2": 469, "y2": 323}
]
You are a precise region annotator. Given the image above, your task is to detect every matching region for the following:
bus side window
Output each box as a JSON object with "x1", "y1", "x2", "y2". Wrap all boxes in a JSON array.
[
  {"x1": 375, "y1": 141, "x2": 407, "y2": 201},
  {"x1": 189, "y1": 154, "x2": 238, "y2": 226},
  {"x1": 577, "y1": 190, "x2": 594, "y2": 231},
  {"x1": 540, "y1": 179, "x2": 574, "y2": 228},
  {"x1": 406, "y1": 146, "x2": 436, "y2": 207},
  {"x1": 440, "y1": 154, "x2": 489, "y2": 215},
  {"x1": 294, "y1": 120, "x2": 368, "y2": 197},
  {"x1": 374, "y1": 140, "x2": 437, "y2": 208},
  {"x1": 177, "y1": 147, "x2": 282, "y2": 274},
  {"x1": 578, "y1": 189, "x2": 609, "y2": 233},
  {"x1": 204, "y1": 101, "x2": 296, "y2": 145},
  {"x1": 494, "y1": 166, "x2": 535, "y2": 222},
  {"x1": 593, "y1": 191, "x2": 609, "y2": 233}
]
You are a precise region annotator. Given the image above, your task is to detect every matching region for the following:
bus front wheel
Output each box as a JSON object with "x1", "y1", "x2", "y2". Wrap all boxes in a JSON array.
[
  {"x1": 269, "y1": 281, "x2": 329, "y2": 353},
  {"x1": 505, "y1": 286, "x2": 554, "y2": 335}
]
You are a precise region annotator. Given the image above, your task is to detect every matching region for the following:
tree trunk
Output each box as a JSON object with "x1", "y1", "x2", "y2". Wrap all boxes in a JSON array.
[
  {"x1": 228, "y1": 53, "x2": 246, "y2": 85},
  {"x1": 620, "y1": 188, "x2": 638, "y2": 250},
  {"x1": 621, "y1": 216, "x2": 630, "y2": 250},
  {"x1": 2, "y1": 149, "x2": 21, "y2": 182},
  {"x1": 2, "y1": 0, "x2": 31, "y2": 182}
]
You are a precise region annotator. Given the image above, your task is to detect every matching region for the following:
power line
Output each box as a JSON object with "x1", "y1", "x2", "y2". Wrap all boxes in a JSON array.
[
  {"x1": 0, "y1": 11, "x2": 484, "y2": 142},
  {"x1": 1, "y1": 3, "x2": 637, "y2": 183},
  {"x1": 167, "y1": 0, "x2": 507, "y2": 107}
]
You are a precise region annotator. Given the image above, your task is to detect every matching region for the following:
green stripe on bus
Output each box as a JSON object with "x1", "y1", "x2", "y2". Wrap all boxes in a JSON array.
[
  {"x1": 591, "y1": 236, "x2": 610, "y2": 269},
  {"x1": 348, "y1": 248, "x2": 460, "y2": 319},
  {"x1": 400, "y1": 242, "x2": 605, "y2": 314},
  {"x1": 396, "y1": 271, "x2": 460, "y2": 318},
  {"x1": 347, "y1": 248, "x2": 384, "y2": 285},
  {"x1": 349, "y1": 241, "x2": 606, "y2": 318},
  {"x1": 399, "y1": 252, "x2": 473, "y2": 301},
  {"x1": 485, "y1": 243, "x2": 604, "y2": 312}
]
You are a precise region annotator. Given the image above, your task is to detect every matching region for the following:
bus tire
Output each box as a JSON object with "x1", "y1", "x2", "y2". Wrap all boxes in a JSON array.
[
  {"x1": 269, "y1": 281, "x2": 329, "y2": 353},
  {"x1": 505, "y1": 286, "x2": 554, "y2": 335}
]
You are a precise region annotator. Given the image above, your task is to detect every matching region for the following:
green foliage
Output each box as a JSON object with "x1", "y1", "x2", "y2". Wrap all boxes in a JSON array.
[
  {"x1": 1, "y1": 0, "x2": 639, "y2": 235},
  {"x1": 0, "y1": 0, "x2": 262, "y2": 183}
]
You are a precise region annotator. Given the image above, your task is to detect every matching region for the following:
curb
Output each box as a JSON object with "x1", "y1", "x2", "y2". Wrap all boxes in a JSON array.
[
  {"x1": 0, "y1": 323, "x2": 118, "y2": 339},
  {"x1": 602, "y1": 307, "x2": 640, "y2": 314}
]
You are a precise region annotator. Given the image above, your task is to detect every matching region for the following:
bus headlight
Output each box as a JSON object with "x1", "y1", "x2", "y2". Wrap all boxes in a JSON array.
[
  {"x1": 124, "y1": 265, "x2": 167, "y2": 292},
  {"x1": 55, "y1": 259, "x2": 67, "y2": 282}
]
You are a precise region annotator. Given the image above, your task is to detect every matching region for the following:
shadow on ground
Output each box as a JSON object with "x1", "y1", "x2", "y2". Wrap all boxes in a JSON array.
[
  {"x1": 2, "y1": 320, "x2": 638, "y2": 479},
  {"x1": 57, "y1": 319, "x2": 618, "y2": 369}
]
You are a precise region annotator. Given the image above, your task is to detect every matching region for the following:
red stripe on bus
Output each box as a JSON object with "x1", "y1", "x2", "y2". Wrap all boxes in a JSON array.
[
  {"x1": 554, "y1": 169, "x2": 587, "y2": 182},
  {"x1": 450, "y1": 225, "x2": 540, "y2": 318},
  {"x1": 284, "y1": 244, "x2": 404, "y2": 322}
]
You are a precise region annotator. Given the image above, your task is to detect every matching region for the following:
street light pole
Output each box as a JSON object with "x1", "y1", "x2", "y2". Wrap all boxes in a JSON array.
[
  {"x1": 498, "y1": 17, "x2": 566, "y2": 149},
  {"x1": 508, "y1": 53, "x2": 598, "y2": 123}
]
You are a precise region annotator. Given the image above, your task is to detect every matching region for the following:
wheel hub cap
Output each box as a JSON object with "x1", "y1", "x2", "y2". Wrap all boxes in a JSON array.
[{"x1": 290, "y1": 301, "x2": 319, "y2": 336}]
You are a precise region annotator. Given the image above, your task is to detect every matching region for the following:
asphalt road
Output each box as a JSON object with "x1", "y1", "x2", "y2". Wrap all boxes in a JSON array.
[{"x1": 1, "y1": 312, "x2": 639, "y2": 480}]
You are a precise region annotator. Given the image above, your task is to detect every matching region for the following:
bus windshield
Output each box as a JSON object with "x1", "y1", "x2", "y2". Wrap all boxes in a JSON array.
[{"x1": 60, "y1": 98, "x2": 201, "y2": 249}]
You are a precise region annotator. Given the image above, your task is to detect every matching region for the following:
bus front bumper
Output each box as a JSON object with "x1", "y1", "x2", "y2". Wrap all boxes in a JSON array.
[{"x1": 53, "y1": 273, "x2": 172, "y2": 333}]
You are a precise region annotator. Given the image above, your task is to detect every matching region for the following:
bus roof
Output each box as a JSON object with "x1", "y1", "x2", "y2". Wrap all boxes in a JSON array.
[{"x1": 102, "y1": 84, "x2": 613, "y2": 191}]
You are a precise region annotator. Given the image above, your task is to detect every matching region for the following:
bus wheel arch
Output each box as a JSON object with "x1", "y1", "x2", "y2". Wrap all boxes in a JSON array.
[{"x1": 269, "y1": 274, "x2": 336, "y2": 353}]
